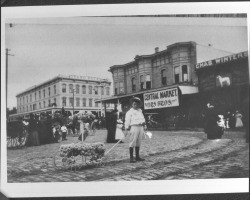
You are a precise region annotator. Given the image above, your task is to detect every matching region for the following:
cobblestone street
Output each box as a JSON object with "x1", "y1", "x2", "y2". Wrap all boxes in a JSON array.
[{"x1": 7, "y1": 129, "x2": 249, "y2": 182}]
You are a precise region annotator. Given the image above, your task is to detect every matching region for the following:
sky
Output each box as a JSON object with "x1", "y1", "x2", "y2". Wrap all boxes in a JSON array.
[{"x1": 4, "y1": 17, "x2": 248, "y2": 109}]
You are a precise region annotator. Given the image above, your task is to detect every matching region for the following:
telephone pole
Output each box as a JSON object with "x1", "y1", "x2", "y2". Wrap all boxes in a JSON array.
[{"x1": 6, "y1": 48, "x2": 14, "y2": 103}]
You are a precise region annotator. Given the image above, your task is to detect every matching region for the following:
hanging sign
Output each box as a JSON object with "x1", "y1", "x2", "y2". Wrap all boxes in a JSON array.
[{"x1": 143, "y1": 87, "x2": 179, "y2": 110}]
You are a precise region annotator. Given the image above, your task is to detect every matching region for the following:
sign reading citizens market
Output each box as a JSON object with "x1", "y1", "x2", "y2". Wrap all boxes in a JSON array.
[
  {"x1": 195, "y1": 51, "x2": 248, "y2": 70},
  {"x1": 143, "y1": 87, "x2": 179, "y2": 110}
]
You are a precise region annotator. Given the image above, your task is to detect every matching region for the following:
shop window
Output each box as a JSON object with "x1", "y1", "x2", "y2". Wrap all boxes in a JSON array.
[
  {"x1": 62, "y1": 84, "x2": 66, "y2": 93},
  {"x1": 119, "y1": 82, "x2": 124, "y2": 93},
  {"x1": 182, "y1": 65, "x2": 188, "y2": 82},
  {"x1": 132, "y1": 78, "x2": 136, "y2": 92},
  {"x1": 216, "y1": 73, "x2": 232, "y2": 88},
  {"x1": 174, "y1": 66, "x2": 180, "y2": 83},
  {"x1": 82, "y1": 85, "x2": 86, "y2": 94},
  {"x1": 146, "y1": 75, "x2": 151, "y2": 89},
  {"x1": 62, "y1": 97, "x2": 66, "y2": 107},
  {"x1": 82, "y1": 98, "x2": 86, "y2": 107},
  {"x1": 161, "y1": 69, "x2": 167, "y2": 85},
  {"x1": 76, "y1": 85, "x2": 80, "y2": 94},
  {"x1": 140, "y1": 75, "x2": 144, "y2": 90}
]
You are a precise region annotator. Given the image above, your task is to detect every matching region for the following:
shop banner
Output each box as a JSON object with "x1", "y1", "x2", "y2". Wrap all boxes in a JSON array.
[{"x1": 143, "y1": 87, "x2": 179, "y2": 110}]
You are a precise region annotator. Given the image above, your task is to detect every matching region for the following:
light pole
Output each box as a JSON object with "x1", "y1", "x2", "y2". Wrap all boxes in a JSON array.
[{"x1": 72, "y1": 88, "x2": 75, "y2": 115}]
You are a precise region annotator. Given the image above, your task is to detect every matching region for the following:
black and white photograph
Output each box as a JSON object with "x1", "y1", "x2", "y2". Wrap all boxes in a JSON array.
[{"x1": 1, "y1": 2, "x2": 249, "y2": 198}]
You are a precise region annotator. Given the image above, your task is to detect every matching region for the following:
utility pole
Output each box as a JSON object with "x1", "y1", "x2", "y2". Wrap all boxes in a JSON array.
[{"x1": 6, "y1": 48, "x2": 14, "y2": 103}]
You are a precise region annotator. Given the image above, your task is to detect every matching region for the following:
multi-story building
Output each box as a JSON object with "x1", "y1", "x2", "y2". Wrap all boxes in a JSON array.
[
  {"x1": 10, "y1": 75, "x2": 112, "y2": 120},
  {"x1": 101, "y1": 41, "x2": 200, "y2": 128}
]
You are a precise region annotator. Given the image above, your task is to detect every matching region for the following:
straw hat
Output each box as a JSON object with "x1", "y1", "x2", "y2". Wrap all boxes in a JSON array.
[{"x1": 129, "y1": 97, "x2": 143, "y2": 107}]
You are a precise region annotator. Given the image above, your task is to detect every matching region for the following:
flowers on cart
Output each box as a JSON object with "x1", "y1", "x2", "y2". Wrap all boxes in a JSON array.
[
  {"x1": 59, "y1": 142, "x2": 105, "y2": 166},
  {"x1": 74, "y1": 111, "x2": 96, "y2": 122}
]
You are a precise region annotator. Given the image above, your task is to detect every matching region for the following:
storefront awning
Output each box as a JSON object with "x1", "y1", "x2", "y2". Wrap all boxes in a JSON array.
[
  {"x1": 179, "y1": 85, "x2": 199, "y2": 95},
  {"x1": 96, "y1": 85, "x2": 198, "y2": 104}
]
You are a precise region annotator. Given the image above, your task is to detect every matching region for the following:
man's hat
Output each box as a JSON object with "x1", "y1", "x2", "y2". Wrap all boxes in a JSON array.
[{"x1": 129, "y1": 97, "x2": 143, "y2": 107}]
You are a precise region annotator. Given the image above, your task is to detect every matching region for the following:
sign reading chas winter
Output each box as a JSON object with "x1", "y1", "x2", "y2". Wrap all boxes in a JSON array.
[{"x1": 143, "y1": 87, "x2": 179, "y2": 110}]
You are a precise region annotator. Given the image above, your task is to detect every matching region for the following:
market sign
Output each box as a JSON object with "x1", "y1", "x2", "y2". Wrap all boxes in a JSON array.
[
  {"x1": 195, "y1": 51, "x2": 248, "y2": 70},
  {"x1": 143, "y1": 87, "x2": 179, "y2": 110}
]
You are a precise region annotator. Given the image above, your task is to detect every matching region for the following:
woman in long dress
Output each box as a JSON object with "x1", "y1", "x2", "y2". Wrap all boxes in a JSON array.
[
  {"x1": 115, "y1": 119, "x2": 125, "y2": 142},
  {"x1": 235, "y1": 111, "x2": 243, "y2": 128}
]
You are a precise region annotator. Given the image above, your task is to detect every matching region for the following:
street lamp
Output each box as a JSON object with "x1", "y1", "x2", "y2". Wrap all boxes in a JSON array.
[{"x1": 71, "y1": 88, "x2": 75, "y2": 115}]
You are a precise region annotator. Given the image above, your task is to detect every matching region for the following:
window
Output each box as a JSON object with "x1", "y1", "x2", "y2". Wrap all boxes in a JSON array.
[
  {"x1": 48, "y1": 87, "x2": 50, "y2": 96},
  {"x1": 82, "y1": 98, "x2": 86, "y2": 107},
  {"x1": 76, "y1": 85, "x2": 80, "y2": 94},
  {"x1": 30, "y1": 105, "x2": 32, "y2": 111},
  {"x1": 140, "y1": 75, "x2": 144, "y2": 90},
  {"x1": 27, "y1": 96, "x2": 28, "y2": 103},
  {"x1": 62, "y1": 84, "x2": 66, "y2": 93},
  {"x1": 26, "y1": 106, "x2": 28, "y2": 112},
  {"x1": 43, "y1": 101, "x2": 46, "y2": 108},
  {"x1": 95, "y1": 99, "x2": 98, "y2": 107},
  {"x1": 89, "y1": 85, "x2": 92, "y2": 94},
  {"x1": 33, "y1": 104, "x2": 36, "y2": 110},
  {"x1": 82, "y1": 85, "x2": 86, "y2": 94},
  {"x1": 94, "y1": 86, "x2": 98, "y2": 95},
  {"x1": 48, "y1": 99, "x2": 51, "y2": 107},
  {"x1": 132, "y1": 78, "x2": 136, "y2": 92},
  {"x1": 76, "y1": 98, "x2": 80, "y2": 107},
  {"x1": 106, "y1": 87, "x2": 110, "y2": 95},
  {"x1": 106, "y1": 103, "x2": 110, "y2": 108},
  {"x1": 39, "y1": 102, "x2": 41, "y2": 109},
  {"x1": 174, "y1": 66, "x2": 180, "y2": 83},
  {"x1": 54, "y1": 85, "x2": 56, "y2": 94},
  {"x1": 23, "y1": 96, "x2": 25, "y2": 104},
  {"x1": 119, "y1": 82, "x2": 124, "y2": 93},
  {"x1": 69, "y1": 97, "x2": 74, "y2": 107},
  {"x1": 43, "y1": 89, "x2": 45, "y2": 98},
  {"x1": 30, "y1": 94, "x2": 32, "y2": 102},
  {"x1": 69, "y1": 84, "x2": 73, "y2": 93},
  {"x1": 89, "y1": 98, "x2": 93, "y2": 107},
  {"x1": 54, "y1": 98, "x2": 56, "y2": 105},
  {"x1": 101, "y1": 87, "x2": 104, "y2": 95},
  {"x1": 161, "y1": 69, "x2": 167, "y2": 85},
  {"x1": 115, "y1": 83, "x2": 118, "y2": 95},
  {"x1": 182, "y1": 65, "x2": 188, "y2": 82},
  {"x1": 35, "y1": 92, "x2": 36, "y2": 100},
  {"x1": 62, "y1": 97, "x2": 67, "y2": 107},
  {"x1": 146, "y1": 75, "x2": 151, "y2": 89}
]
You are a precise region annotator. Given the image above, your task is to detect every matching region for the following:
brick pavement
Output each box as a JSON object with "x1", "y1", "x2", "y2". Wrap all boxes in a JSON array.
[{"x1": 7, "y1": 129, "x2": 249, "y2": 182}]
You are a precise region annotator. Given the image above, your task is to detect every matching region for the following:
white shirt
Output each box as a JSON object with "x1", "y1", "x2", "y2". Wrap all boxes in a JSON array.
[
  {"x1": 61, "y1": 126, "x2": 67, "y2": 132},
  {"x1": 125, "y1": 108, "x2": 145, "y2": 130}
]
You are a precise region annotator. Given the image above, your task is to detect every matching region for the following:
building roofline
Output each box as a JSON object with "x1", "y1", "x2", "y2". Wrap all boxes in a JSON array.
[
  {"x1": 108, "y1": 41, "x2": 196, "y2": 71},
  {"x1": 16, "y1": 74, "x2": 111, "y2": 97}
]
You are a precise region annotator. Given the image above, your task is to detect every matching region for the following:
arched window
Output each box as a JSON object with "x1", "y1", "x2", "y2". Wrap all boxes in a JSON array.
[
  {"x1": 146, "y1": 75, "x2": 151, "y2": 89},
  {"x1": 132, "y1": 78, "x2": 136, "y2": 92},
  {"x1": 140, "y1": 75, "x2": 144, "y2": 90},
  {"x1": 82, "y1": 85, "x2": 86, "y2": 94},
  {"x1": 161, "y1": 69, "x2": 167, "y2": 85},
  {"x1": 76, "y1": 85, "x2": 80, "y2": 94},
  {"x1": 182, "y1": 65, "x2": 188, "y2": 82},
  {"x1": 69, "y1": 84, "x2": 73, "y2": 93},
  {"x1": 106, "y1": 87, "x2": 110, "y2": 95},
  {"x1": 89, "y1": 85, "x2": 92, "y2": 94},
  {"x1": 62, "y1": 84, "x2": 66, "y2": 93}
]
